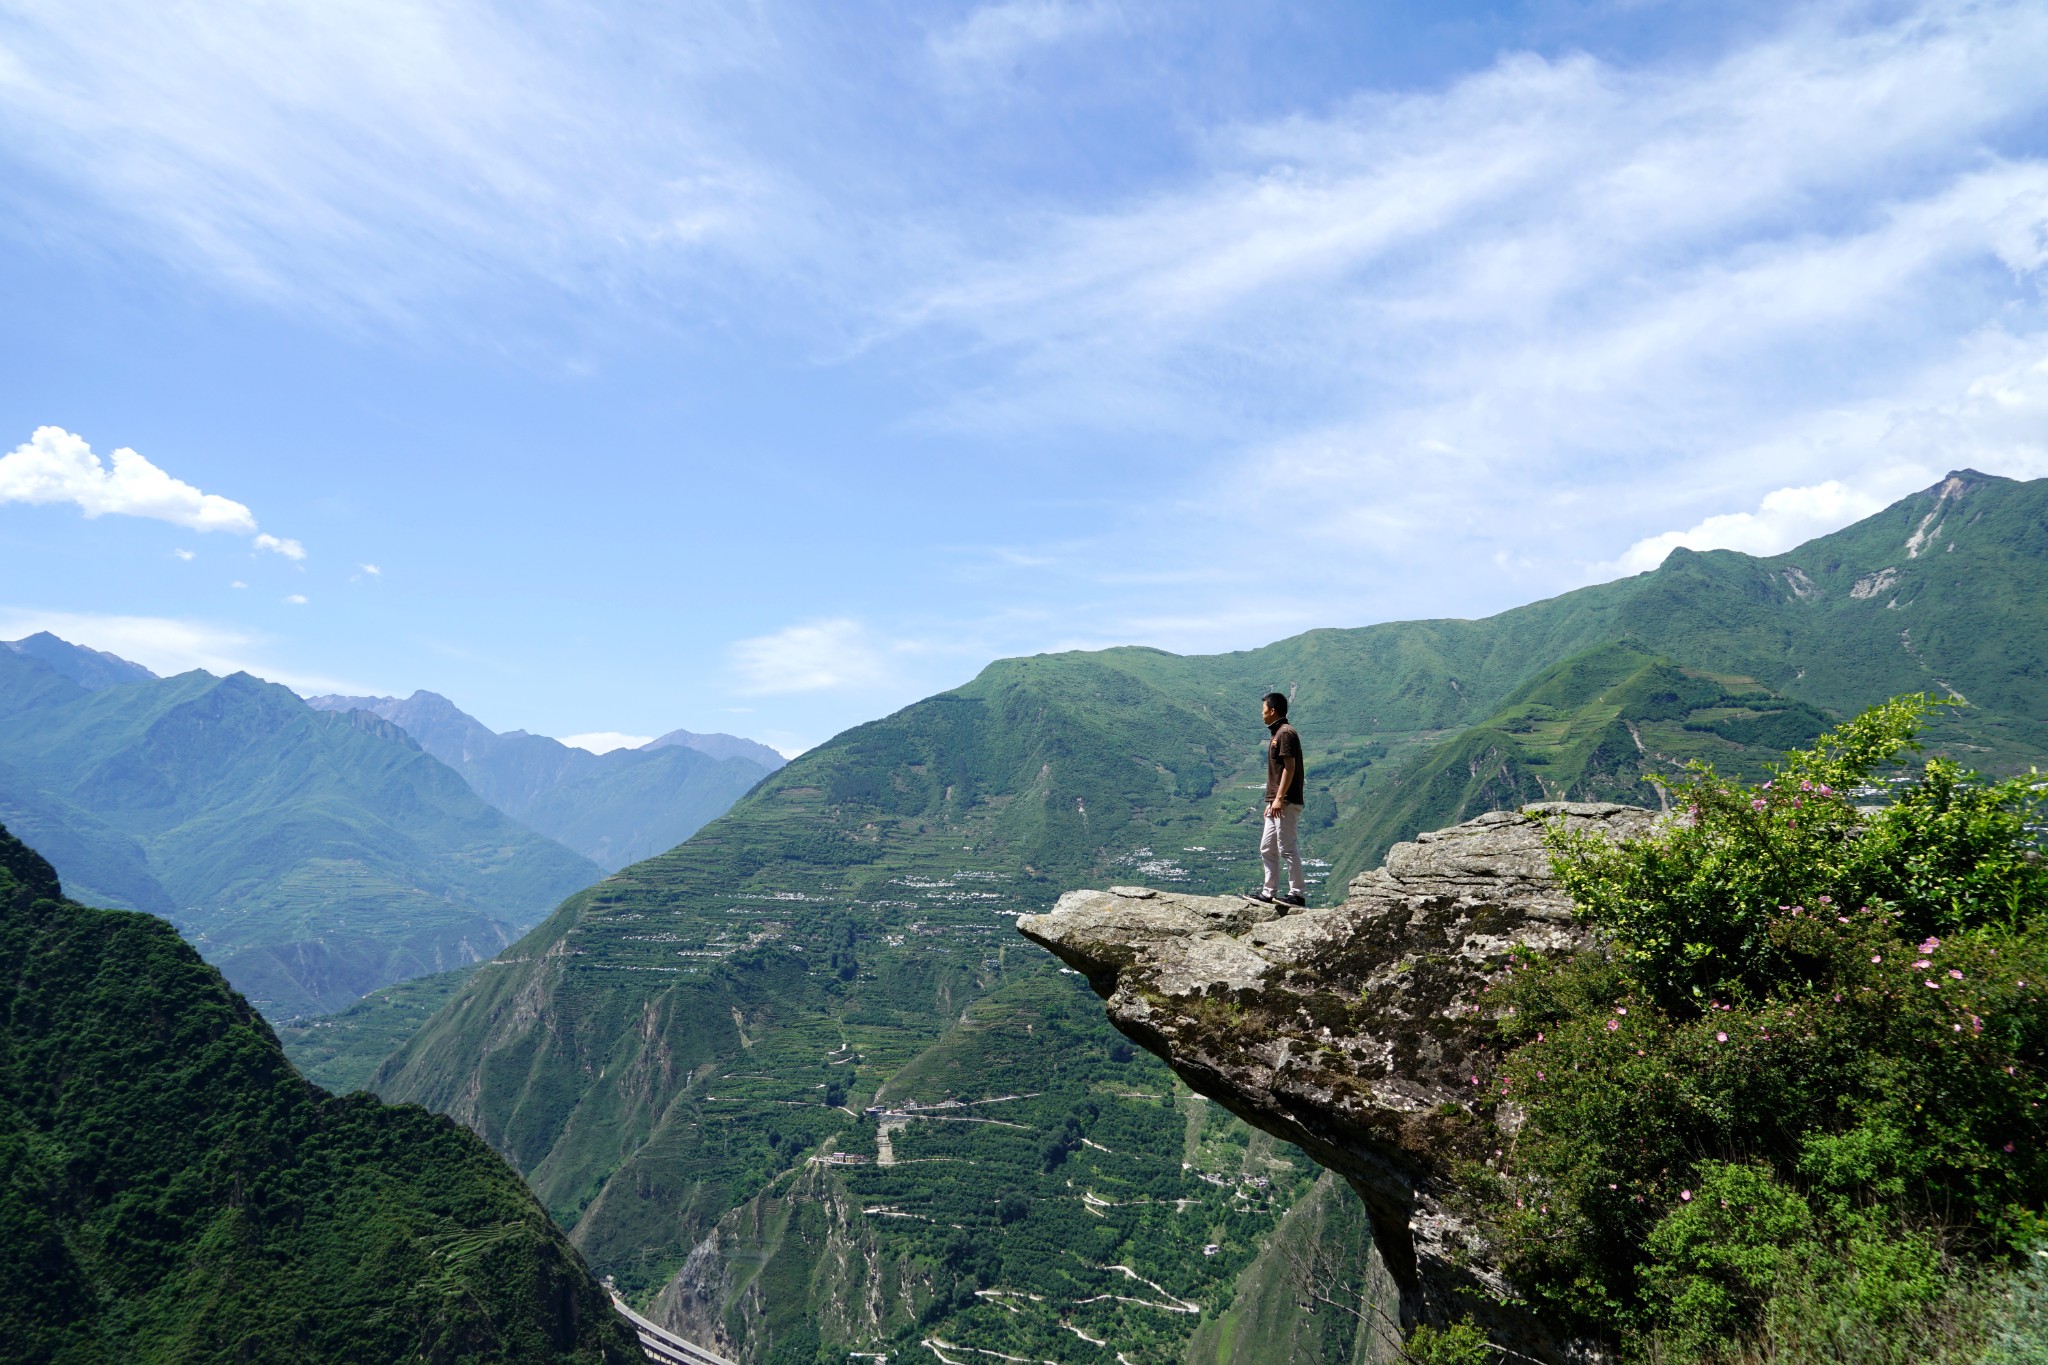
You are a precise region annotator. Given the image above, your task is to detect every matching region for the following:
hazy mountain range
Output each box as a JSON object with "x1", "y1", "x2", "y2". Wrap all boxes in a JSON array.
[
  {"x1": 0, "y1": 639, "x2": 782, "y2": 1020},
  {"x1": 303, "y1": 690, "x2": 781, "y2": 871},
  {"x1": 350, "y1": 471, "x2": 2048, "y2": 1362}
]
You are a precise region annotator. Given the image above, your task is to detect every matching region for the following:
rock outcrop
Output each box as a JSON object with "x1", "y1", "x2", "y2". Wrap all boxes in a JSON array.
[{"x1": 1018, "y1": 802, "x2": 1656, "y2": 1361}]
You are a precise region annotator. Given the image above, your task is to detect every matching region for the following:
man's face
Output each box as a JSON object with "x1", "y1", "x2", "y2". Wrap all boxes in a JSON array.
[{"x1": 1261, "y1": 701, "x2": 1279, "y2": 727}]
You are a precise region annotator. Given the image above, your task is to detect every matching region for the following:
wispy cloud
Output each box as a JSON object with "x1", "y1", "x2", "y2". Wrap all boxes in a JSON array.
[
  {"x1": 730, "y1": 618, "x2": 901, "y2": 694},
  {"x1": 928, "y1": 0, "x2": 1115, "y2": 82},
  {"x1": 889, "y1": 0, "x2": 2048, "y2": 635},
  {"x1": 0, "y1": 0, "x2": 778, "y2": 321}
]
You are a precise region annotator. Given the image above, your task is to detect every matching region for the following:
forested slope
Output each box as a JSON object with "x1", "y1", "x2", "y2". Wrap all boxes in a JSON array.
[{"x1": 0, "y1": 822, "x2": 638, "y2": 1364}]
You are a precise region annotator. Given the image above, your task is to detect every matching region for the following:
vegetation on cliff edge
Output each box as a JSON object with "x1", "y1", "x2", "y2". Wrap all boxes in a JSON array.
[{"x1": 1475, "y1": 697, "x2": 2047, "y2": 1360}]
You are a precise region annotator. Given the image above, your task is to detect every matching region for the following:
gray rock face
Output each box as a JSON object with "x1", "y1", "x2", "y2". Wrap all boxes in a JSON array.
[{"x1": 1018, "y1": 802, "x2": 1657, "y2": 1361}]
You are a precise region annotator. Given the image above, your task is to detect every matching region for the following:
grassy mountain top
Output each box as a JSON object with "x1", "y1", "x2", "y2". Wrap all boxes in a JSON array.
[
  {"x1": 3, "y1": 631, "x2": 156, "y2": 690},
  {"x1": 0, "y1": 821, "x2": 638, "y2": 1363},
  {"x1": 1318, "y1": 642, "x2": 1835, "y2": 881}
]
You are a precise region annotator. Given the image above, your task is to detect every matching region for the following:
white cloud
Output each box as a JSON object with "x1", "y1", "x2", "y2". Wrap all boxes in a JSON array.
[
  {"x1": 283, "y1": 593, "x2": 308, "y2": 605},
  {"x1": 929, "y1": 1, "x2": 1113, "y2": 78},
  {"x1": 730, "y1": 618, "x2": 896, "y2": 694},
  {"x1": 171, "y1": 547, "x2": 194, "y2": 560},
  {"x1": 0, "y1": 607, "x2": 365, "y2": 692},
  {"x1": 360, "y1": 563, "x2": 381, "y2": 576},
  {"x1": 557, "y1": 731, "x2": 654, "y2": 754},
  {"x1": 0, "y1": 428, "x2": 314, "y2": 562},
  {"x1": 230, "y1": 580, "x2": 248, "y2": 589},
  {"x1": 0, "y1": 426, "x2": 257, "y2": 533},
  {"x1": 1607, "y1": 481, "x2": 1889, "y2": 576}
]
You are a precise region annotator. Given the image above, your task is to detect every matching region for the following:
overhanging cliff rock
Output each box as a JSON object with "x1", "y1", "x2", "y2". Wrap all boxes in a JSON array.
[{"x1": 1017, "y1": 802, "x2": 1656, "y2": 1359}]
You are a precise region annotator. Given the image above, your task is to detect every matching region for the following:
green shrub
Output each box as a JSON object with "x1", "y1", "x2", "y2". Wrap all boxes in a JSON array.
[
  {"x1": 1478, "y1": 695, "x2": 2048, "y2": 1354},
  {"x1": 1403, "y1": 1314, "x2": 1493, "y2": 1364}
]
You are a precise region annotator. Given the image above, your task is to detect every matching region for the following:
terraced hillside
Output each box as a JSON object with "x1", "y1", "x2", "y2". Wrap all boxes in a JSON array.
[{"x1": 369, "y1": 471, "x2": 2048, "y2": 1364}]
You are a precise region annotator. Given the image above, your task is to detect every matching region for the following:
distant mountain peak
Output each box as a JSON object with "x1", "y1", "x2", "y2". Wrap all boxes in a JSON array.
[
  {"x1": 3, "y1": 633, "x2": 157, "y2": 691},
  {"x1": 646, "y1": 727, "x2": 787, "y2": 770}
]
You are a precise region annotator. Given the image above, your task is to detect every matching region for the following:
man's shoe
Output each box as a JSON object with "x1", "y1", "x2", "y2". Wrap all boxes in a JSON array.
[
  {"x1": 1247, "y1": 890, "x2": 1277, "y2": 903},
  {"x1": 1280, "y1": 891, "x2": 1307, "y2": 908}
]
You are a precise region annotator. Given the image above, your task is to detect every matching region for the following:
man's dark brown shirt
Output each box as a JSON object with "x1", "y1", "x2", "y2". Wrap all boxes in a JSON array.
[{"x1": 1266, "y1": 720, "x2": 1305, "y2": 806}]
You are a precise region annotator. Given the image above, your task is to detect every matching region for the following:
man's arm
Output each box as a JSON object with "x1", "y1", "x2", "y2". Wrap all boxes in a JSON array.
[{"x1": 1267, "y1": 750, "x2": 1300, "y2": 817}]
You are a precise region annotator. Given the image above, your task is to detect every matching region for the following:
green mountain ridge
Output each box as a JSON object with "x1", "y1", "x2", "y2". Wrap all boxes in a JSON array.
[
  {"x1": 3, "y1": 630, "x2": 158, "y2": 690},
  {"x1": 0, "y1": 820, "x2": 639, "y2": 1363},
  {"x1": 354, "y1": 472, "x2": 2048, "y2": 1364},
  {"x1": 1319, "y1": 642, "x2": 1834, "y2": 882},
  {"x1": 0, "y1": 656, "x2": 602, "y2": 1020}
]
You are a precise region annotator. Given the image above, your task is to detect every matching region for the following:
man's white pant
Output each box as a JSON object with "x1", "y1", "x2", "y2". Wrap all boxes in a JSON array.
[{"x1": 1260, "y1": 802, "x2": 1303, "y2": 897}]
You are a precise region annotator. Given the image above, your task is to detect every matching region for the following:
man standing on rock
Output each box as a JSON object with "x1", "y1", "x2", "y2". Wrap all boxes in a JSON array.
[{"x1": 1256, "y1": 691, "x2": 1307, "y2": 907}]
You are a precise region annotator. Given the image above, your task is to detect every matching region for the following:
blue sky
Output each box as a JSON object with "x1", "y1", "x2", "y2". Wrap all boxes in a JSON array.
[{"x1": 2, "y1": 0, "x2": 2046, "y2": 755}]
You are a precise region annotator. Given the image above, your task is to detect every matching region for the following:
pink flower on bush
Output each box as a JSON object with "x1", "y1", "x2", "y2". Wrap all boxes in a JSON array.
[
  {"x1": 1751, "y1": 798, "x2": 1767, "y2": 811},
  {"x1": 1680, "y1": 1190, "x2": 1693, "y2": 1201},
  {"x1": 2006, "y1": 1143, "x2": 2017, "y2": 1154},
  {"x1": 1615, "y1": 1007, "x2": 1628, "y2": 1016},
  {"x1": 1914, "y1": 959, "x2": 1932, "y2": 969},
  {"x1": 1949, "y1": 969, "x2": 1964, "y2": 980},
  {"x1": 1818, "y1": 895, "x2": 1832, "y2": 904},
  {"x1": 1716, "y1": 1031, "x2": 1728, "y2": 1042},
  {"x1": 1606, "y1": 1019, "x2": 1620, "y2": 1031},
  {"x1": 1921, "y1": 937, "x2": 1941, "y2": 953},
  {"x1": 1871, "y1": 956, "x2": 1883, "y2": 964},
  {"x1": 1926, "y1": 980, "x2": 1941, "y2": 989}
]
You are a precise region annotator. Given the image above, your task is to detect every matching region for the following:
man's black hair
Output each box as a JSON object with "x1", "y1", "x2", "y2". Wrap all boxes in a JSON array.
[{"x1": 1262, "y1": 691, "x2": 1289, "y2": 719}]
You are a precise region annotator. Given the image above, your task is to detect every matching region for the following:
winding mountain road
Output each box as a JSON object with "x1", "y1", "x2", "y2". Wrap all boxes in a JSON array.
[{"x1": 613, "y1": 1295, "x2": 738, "y2": 1365}]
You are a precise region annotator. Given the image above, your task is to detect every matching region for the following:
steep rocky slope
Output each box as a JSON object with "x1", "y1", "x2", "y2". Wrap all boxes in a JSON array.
[{"x1": 1019, "y1": 803, "x2": 1658, "y2": 1361}]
